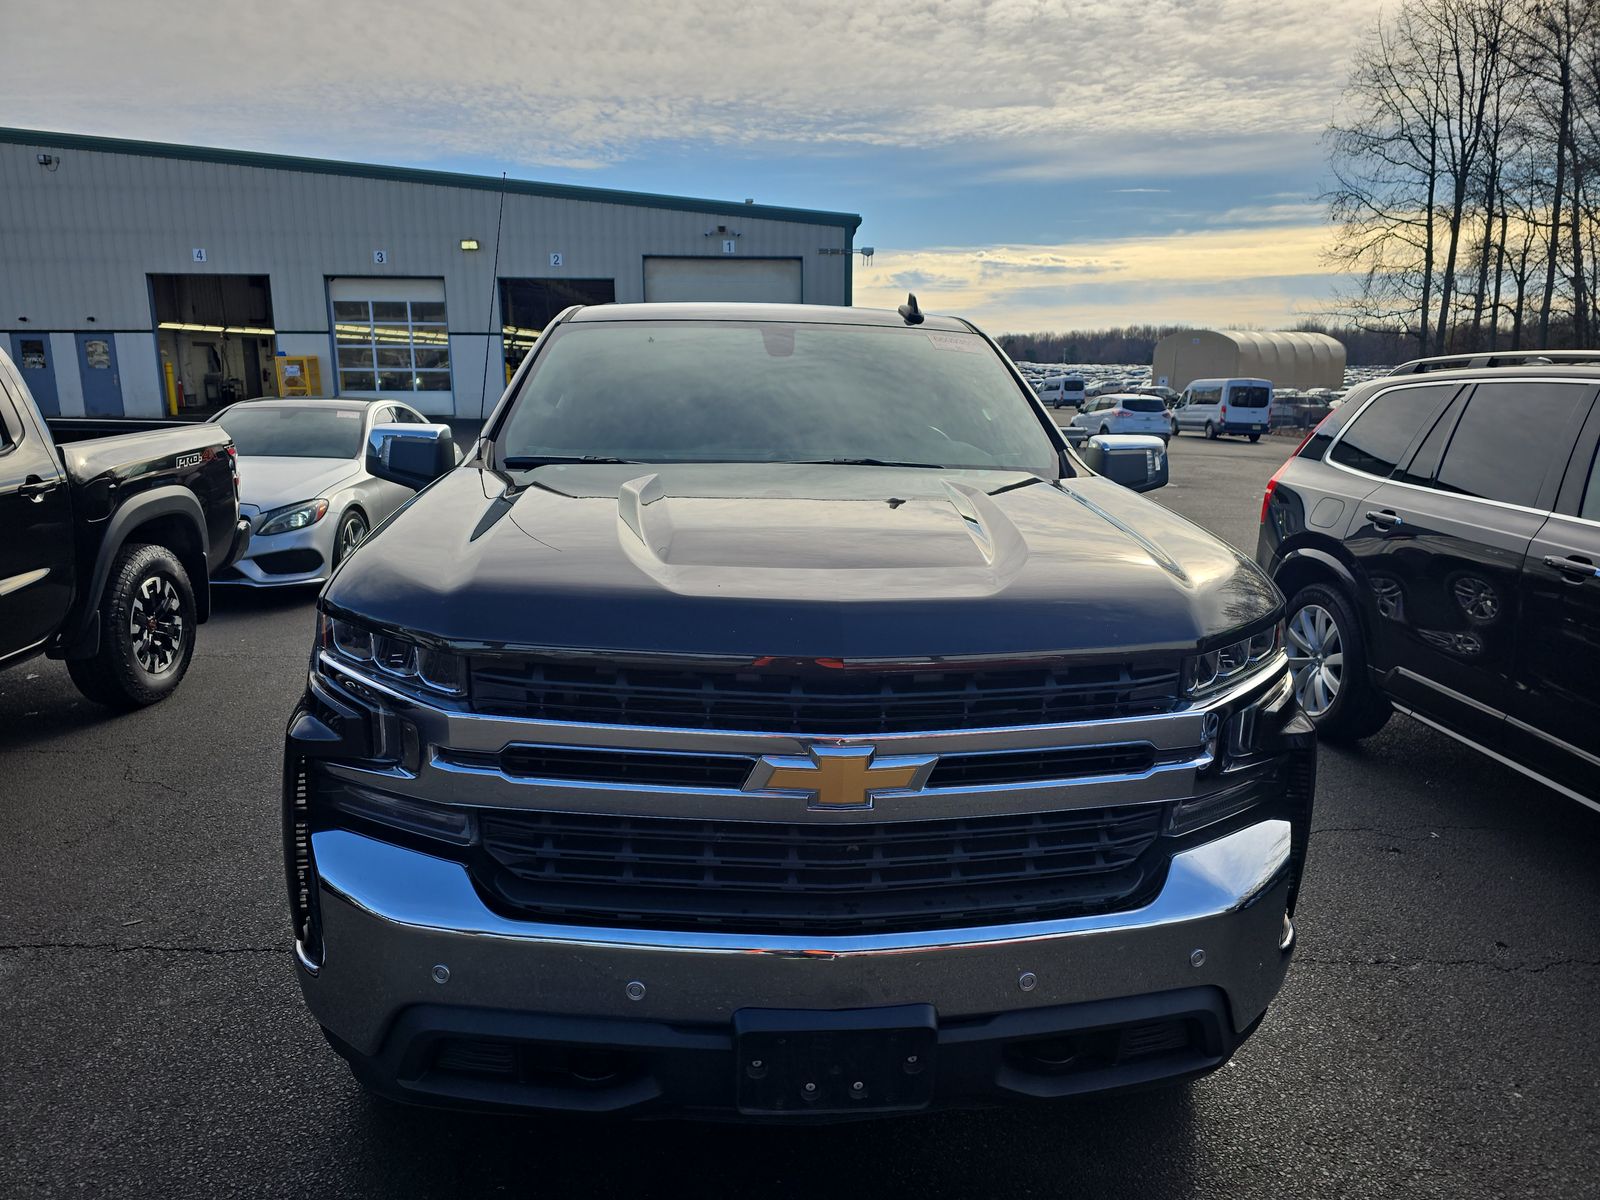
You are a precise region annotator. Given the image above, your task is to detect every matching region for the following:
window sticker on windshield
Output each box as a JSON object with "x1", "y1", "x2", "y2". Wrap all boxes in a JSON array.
[{"x1": 926, "y1": 333, "x2": 981, "y2": 354}]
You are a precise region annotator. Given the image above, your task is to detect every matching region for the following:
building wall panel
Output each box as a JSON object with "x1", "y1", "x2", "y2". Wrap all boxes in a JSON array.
[{"x1": 0, "y1": 134, "x2": 856, "y2": 416}]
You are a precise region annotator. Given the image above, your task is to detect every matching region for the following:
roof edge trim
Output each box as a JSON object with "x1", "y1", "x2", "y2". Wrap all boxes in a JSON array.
[{"x1": 0, "y1": 126, "x2": 863, "y2": 232}]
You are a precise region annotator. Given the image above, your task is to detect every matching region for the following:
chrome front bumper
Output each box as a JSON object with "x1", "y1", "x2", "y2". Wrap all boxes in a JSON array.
[{"x1": 298, "y1": 817, "x2": 1296, "y2": 1059}]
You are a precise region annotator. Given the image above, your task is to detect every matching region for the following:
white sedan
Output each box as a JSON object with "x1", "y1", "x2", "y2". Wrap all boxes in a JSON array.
[
  {"x1": 209, "y1": 398, "x2": 428, "y2": 587},
  {"x1": 1069, "y1": 393, "x2": 1172, "y2": 441}
]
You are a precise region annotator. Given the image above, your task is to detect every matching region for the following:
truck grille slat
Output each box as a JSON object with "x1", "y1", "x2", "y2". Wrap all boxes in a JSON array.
[
  {"x1": 468, "y1": 659, "x2": 1180, "y2": 733},
  {"x1": 441, "y1": 742, "x2": 1160, "y2": 791},
  {"x1": 476, "y1": 805, "x2": 1166, "y2": 933}
]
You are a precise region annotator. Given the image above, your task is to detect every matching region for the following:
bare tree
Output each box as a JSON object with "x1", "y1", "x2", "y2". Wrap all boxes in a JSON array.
[
  {"x1": 1327, "y1": 0, "x2": 1600, "y2": 353},
  {"x1": 1498, "y1": 150, "x2": 1550, "y2": 347},
  {"x1": 1512, "y1": 0, "x2": 1599, "y2": 344},
  {"x1": 1325, "y1": 5, "x2": 1449, "y2": 353},
  {"x1": 1417, "y1": 0, "x2": 1513, "y2": 350}
]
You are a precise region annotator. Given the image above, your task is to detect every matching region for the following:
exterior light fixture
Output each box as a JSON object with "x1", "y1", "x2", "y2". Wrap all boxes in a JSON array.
[{"x1": 460, "y1": 238, "x2": 480, "y2": 251}]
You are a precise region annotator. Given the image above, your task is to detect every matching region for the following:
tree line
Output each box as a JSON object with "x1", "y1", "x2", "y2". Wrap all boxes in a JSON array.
[{"x1": 1327, "y1": 0, "x2": 1600, "y2": 354}]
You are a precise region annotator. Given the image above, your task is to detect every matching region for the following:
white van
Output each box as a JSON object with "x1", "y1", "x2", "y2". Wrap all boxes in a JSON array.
[
  {"x1": 1171, "y1": 377, "x2": 1273, "y2": 441},
  {"x1": 1036, "y1": 375, "x2": 1087, "y2": 409}
]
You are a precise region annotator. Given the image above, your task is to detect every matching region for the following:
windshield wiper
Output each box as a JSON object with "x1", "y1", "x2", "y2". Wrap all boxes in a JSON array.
[
  {"x1": 502, "y1": 455, "x2": 641, "y2": 469},
  {"x1": 787, "y1": 457, "x2": 949, "y2": 469}
]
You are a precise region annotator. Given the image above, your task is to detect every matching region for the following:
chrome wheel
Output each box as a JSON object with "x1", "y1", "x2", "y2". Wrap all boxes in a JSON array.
[
  {"x1": 1287, "y1": 602, "x2": 1343, "y2": 717},
  {"x1": 128, "y1": 575, "x2": 184, "y2": 675}
]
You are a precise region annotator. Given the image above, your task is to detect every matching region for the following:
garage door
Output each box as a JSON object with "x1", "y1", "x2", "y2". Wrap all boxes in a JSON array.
[{"x1": 643, "y1": 258, "x2": 803, "y2": 304}]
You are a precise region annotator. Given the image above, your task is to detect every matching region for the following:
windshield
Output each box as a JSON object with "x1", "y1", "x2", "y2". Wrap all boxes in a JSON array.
[
  {"x1": 218, "y1": 406, "x2": 365, "y2": 458},
  {"x1": 496, "y1": 321, "x2": 1059, "y2": 473},
  {"x1": 1230, "y1": 386, "x2": 1271, "y2": 407},
  {"x1": 1062, "y1": 378, "x2": 1085, "y2": 390}
]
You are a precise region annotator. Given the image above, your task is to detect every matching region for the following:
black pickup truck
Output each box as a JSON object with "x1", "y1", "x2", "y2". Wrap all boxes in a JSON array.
[
  {"x1": 285, "y1": 301, "x2": 1315, "y2": 1119},
  {"x1": 0, "y1": 348, "x2": 247, "y2": 707}
]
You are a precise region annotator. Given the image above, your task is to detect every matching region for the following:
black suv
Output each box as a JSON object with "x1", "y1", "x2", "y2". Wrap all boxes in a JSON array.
[{"x1": 1258, "y1": 357, "x2": 1600, "y2": 807}]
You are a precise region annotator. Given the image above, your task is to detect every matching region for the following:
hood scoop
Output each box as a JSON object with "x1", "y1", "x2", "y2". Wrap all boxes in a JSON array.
[{"x1": 614, "y1": 471, "x2": 1028, "y2": 598}]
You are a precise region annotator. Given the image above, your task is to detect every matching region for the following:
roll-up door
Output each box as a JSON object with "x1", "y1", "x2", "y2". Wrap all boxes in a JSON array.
[{"x1": 643, "y1": 258, "x2": 803, "y2": 303}]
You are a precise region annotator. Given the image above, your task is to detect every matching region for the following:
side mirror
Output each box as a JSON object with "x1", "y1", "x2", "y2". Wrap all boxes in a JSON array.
[
  {"x1": 366, "y1": 422, "x2": 456, "y2": 491},
  {"x1": 1078, "y1": 433, "x2": 1168, "y2": 492}
]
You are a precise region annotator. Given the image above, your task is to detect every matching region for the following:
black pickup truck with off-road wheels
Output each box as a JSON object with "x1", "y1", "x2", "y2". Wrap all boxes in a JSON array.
[{"x1": 0, "y1": 347, "x2": 249, "y2": 708}]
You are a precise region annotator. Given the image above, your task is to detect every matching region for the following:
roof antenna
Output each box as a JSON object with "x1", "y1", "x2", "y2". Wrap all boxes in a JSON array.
[
  {"x1": 478, "y1": 170, "x2": 508, "y2": 420},
  {"x1": 898, "y1": 293, "x2": 924, "y2": 325}
]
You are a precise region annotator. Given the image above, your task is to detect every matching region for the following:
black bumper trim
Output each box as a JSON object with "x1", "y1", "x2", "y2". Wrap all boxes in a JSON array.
[{"x1": 326, "y1": 986, "x2": 1249, "y2": 1119}]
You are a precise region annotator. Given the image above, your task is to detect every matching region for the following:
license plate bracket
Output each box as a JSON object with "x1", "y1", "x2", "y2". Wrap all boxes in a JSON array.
[{"x1": 733, "y1": 1004, "x2": 937, "y2": 1115}]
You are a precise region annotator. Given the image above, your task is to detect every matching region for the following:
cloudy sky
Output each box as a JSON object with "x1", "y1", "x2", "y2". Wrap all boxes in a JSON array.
[{"x1": 3, "y1": 0, "x2": 1384, "y2": 333}]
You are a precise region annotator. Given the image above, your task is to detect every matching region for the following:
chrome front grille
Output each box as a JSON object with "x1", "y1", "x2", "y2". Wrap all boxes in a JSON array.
[{"x1": 312, "y1": 652, "x2": 1255, "y2": 933}]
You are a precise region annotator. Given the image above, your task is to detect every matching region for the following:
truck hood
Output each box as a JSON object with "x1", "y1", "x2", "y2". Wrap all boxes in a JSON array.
[
  {"x1": 327, "y1": 463, "x2": 1280, "y2": 660},
  {"x1": 235, "y1": 456, "x2": 361, "y2": 515}
]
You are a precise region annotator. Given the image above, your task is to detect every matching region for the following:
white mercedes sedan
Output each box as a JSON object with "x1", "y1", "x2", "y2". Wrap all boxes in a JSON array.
[{"x1": 209, "y1": 398, "x2": 427, "y2": 587}]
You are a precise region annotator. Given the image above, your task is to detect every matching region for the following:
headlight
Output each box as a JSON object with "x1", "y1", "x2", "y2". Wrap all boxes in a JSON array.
[
  {"x1": 1182, "y1": 622, "x2": 1283, "y2": 698},
  {"x1": 259, "y1": 498, "x2": 329, "y2": 536},
  {"x1": 318, "y1": 613, "x2": 468, "y2": 697}
]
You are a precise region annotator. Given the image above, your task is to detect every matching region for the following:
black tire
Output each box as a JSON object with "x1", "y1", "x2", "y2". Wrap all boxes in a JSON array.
[
  {"x1": 1284, "y1": 582, "x2": 1392, "y2": 741},
  {"x1": 332, "y1": 509, "x2": 369, "y2": 568},
  {"x1": 1170, "y1": 419, "x2": 1180, "y2": 438},
  {"x1": 66, "y1": 543, "x2": 196, "y2": 709},
  {"x1": 1099, "y1": 424, "x2": 1111, "y2": 436},
  {"x1": 1249, "y1": 432, "x2": 1261, "y2": 443},
  {"x1": 1205, "y1": 421, "x2": 1218, "y2": 440}
]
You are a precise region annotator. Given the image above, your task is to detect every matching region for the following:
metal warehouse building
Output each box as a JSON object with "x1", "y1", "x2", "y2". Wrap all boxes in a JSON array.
[
  {"x1": 1151, "y1": 329, "x2": 1345, "y2": 392},
  {"x1": 0, "y1": 128, "x2": 861, "y2": 420}
]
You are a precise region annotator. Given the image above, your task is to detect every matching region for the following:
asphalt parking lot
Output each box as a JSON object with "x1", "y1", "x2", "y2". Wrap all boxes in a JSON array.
[{"x1": 4, "y1": 432, "x2": 1598, "y2": 1199}]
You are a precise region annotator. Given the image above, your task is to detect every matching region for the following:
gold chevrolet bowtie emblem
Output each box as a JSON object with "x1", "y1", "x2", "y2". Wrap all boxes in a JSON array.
[{"x1": 743, "y1": 745, "x2": 938, "y2": 810}]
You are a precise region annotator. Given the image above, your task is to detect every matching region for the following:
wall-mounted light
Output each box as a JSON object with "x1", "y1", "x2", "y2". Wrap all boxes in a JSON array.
[
  {"x1": 36, "y1": 153, "x2": 58, "y2": 170},
  {"x1": 460, "y1": 238, "x2": 480, "y2": 251}
]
